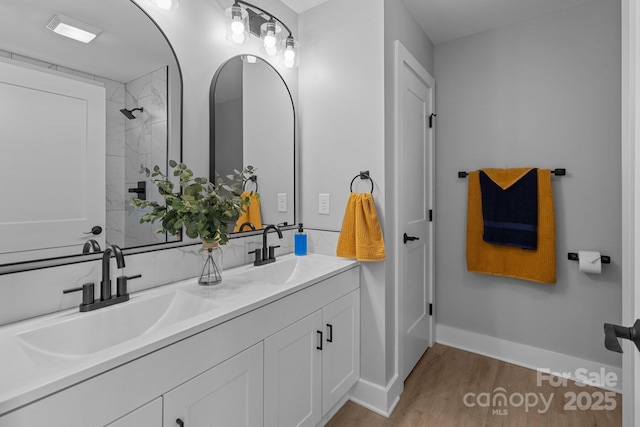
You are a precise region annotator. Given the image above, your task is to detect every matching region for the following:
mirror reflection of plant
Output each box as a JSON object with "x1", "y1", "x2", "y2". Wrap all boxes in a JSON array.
[{"x1": 132, "y1": 160, "x2": 256, "y2": 245}]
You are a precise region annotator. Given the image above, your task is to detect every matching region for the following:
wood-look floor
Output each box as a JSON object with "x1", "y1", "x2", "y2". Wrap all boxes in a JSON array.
[{"x1": 326, "y1": 344, "x2": 622, "y2": 427}]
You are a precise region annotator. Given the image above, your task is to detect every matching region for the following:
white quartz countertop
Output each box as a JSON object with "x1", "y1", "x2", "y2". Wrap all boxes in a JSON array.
[{"x1": 0, "y1": 253, "x2": 358, "y2": 415}]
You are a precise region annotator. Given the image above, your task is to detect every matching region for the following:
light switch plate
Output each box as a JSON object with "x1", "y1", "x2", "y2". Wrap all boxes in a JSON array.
[
  {"x1": 319, "y1": 193, "x2": 330, "y2": 215},
  {"x1": 277, "y1": 193, "x2": 287, "y2": 212}
]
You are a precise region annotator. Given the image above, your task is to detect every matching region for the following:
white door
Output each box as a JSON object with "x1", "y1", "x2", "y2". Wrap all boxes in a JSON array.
[
  {"x1": 321, "y1": 289, "x2": 360, "y2": 415},
  {"x1": 395, "y1": 41, "x2": 435, "y2": 382},
  {"x1": 264, "y1": 311, "x2": 322, "y2": 427},
  {"x1": 622, "y1": 2, "x2": 640, "y2": 426},
  {"x1": 163, "y1": 343, "x2": 264, "y2": 427},
  {"x1": 0, "y1": 58, "x2": 105, "y2": 263}
]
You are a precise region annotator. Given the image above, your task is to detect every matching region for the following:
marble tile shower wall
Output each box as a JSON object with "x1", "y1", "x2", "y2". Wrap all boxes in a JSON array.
[
  {"x1": 0, "y1": 49, "x2": 127, "y2": 248},
  {"x1": 124, "y1": 67, "x2": 169, "y2": 248}
]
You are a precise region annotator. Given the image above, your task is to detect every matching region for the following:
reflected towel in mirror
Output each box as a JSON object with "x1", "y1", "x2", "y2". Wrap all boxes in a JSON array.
[{"x1": 234, "y1": 192, "x2": 262, "y2": 232}]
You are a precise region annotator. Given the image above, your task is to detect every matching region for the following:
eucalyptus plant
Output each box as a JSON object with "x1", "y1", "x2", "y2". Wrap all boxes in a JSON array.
[{"x1": 132, "y1": 160, "x2": 255, "y2": 245}]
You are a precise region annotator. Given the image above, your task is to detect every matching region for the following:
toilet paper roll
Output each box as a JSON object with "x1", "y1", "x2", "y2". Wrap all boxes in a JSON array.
[{"x1": 578, "y1": 250, "x2": 602, "y2": 274}]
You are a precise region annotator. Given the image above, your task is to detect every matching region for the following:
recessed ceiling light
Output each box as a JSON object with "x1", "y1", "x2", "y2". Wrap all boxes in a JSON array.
[{"x1": 46, "y1": 14, "x2": 102, "y2": 44}]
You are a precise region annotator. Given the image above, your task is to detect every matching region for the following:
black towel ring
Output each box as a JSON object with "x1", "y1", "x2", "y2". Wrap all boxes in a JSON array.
[
  {"x1": 350, "y1": 171, "x2": 374, "y2": 193},
  {"x1": 243, "y1": 175, "x2": 258, "y2": 192}
]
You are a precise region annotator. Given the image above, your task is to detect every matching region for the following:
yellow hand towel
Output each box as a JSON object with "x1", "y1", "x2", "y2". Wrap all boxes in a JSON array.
[
  {"x1": 337, "y1": 193, "x2": 386, "y2": 262},
  {"x1": 466, "y1": 169, "x2": 556, "y2": 284},
  {"x1": 234, "y1": 192, "x2": 263, "y2": 232}
]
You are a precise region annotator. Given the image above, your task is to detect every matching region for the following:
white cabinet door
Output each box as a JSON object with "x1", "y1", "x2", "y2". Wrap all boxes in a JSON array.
[
  {"x1": 163, "y1": 343, "x2": 264, "y2": 427},
  {"x1": 264, "y1": 311, "x2": 323, "y2": 427},
  {"x1": 106, "y1": 397, "x2": 162, "y2": 427},
  {"x1": 0, "y1": 58, "x2": 106, "y2": 263},
  {"x1": 322, "y1": 290, "x2": 360, "y2": 415}
]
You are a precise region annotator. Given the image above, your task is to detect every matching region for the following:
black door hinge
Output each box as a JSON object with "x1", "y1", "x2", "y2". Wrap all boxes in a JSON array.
[
  {"x1": 429, "y1": 210, "x2": 433, "y2": 222},
  {"x1": 429, "y1": 303, "x2": 433, "y2": 316},
  {"x1": 429, "y1": 113, "x2": 437, "y2": 128}
]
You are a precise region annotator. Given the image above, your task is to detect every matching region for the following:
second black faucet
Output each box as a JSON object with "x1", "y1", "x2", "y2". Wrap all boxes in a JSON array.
[{"x1": 249, "y1": 224, "x2": 283, "y2": 266}]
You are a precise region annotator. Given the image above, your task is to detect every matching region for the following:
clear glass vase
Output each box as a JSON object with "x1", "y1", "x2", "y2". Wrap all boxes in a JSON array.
[{"x1": 199, "y1": 242, "x2": 223, "y2": 285}]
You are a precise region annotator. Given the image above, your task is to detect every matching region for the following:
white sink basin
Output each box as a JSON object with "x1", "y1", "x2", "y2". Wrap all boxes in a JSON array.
[
  {"x1": 0, "y1": 253, "x2": 359, "y2": 416},
  {"x1": 235, "y1": 255, "x2": 345, "y2": 286},
  {"x1": 17, "y1": 290, "x2": 218, "y2": 358}
]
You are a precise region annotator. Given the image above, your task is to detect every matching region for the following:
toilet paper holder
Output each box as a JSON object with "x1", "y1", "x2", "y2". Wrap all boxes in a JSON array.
[{"x1": 567, "y1": 252, "x2": 611, "y2": 264}]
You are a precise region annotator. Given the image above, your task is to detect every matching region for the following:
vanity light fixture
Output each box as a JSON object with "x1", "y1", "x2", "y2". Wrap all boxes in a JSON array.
[
  {"x1": 282, "y1": 35, "x2": 298, "y2": 68},
  {"x1": 46, "y1": 14, "x2": 102, "y2": 44},
  {"x1": 148, "y1": 0, "x2": 180, "y2": 10},
  {"x1": 226, "y1": 3, "x2": 249, "y2": 44},
  {"x1": 224, "y1": 1, "x2": 299, "y2": 68},
  {"x1": 260, "y1": 18, "x2": 281, "y2": 56}
]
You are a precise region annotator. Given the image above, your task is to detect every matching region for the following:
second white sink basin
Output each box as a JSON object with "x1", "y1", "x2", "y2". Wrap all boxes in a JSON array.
[
  {"x1": 17, "y1": 290, "x2": 218, "y2": 358},
  {"x1": 235, "y1": 255, "x2": 345, "y2": 286}
]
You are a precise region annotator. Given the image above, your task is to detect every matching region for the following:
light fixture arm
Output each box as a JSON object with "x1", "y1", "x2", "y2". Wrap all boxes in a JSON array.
[{"x1": 234, "y1": 0, "x2": 293, "y2": 37}]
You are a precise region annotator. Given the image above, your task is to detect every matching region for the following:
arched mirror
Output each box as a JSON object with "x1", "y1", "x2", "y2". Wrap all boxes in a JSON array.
[
  {"x1": 0, "y1": 0, "x2": 182, "y2": 268},
  {"x1": 210, "y1": 55, "x2": 295, "y2": 233}
]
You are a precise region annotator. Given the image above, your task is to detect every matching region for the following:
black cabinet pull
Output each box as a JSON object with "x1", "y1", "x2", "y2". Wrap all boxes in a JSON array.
[
  {"x1": 176, "y1": 419, "x2": 184, "y2": 427},
  {"x1": 327, "y1": 324, "x2": 333, "y2": 343},
  {"x1": 317, "y1": 330, "x2": 323, "y2": 350}
]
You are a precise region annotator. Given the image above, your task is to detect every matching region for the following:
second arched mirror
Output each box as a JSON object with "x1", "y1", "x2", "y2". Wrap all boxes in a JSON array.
[{"x1": 210, "y1": 55, "x2": 295, "y2": 233}]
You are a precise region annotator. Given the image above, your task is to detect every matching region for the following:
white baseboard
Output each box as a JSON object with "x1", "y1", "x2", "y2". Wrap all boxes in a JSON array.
[
  {"x1": 348, "y1": 376, "x2": 402, "y2": 417},
  {"x1": 436, "y1": 324, "x2": 622, "y2": 394}
]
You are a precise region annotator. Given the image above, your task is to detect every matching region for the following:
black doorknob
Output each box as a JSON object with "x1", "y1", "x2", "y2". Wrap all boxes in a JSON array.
[
  {"x1": 403, "y1": 233, "x2": 420, "y2": 244},
  {"x1": 84, "y1": 226, "x2": 102, "y2": 235},
  {"x1": 604, "y1": 319, "x2": 640, "y2": 353}
]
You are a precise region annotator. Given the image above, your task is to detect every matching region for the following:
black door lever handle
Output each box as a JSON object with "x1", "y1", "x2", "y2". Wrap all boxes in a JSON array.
[
  {"x1": 604, "y1": 319, "x2": 640, "y2": 353},
  {"x1": 403, "y1": 233, "x2": 420, "y2": 244},
  {"x1": 83, "y1": 226, "x2": 103, "y2": 235}
]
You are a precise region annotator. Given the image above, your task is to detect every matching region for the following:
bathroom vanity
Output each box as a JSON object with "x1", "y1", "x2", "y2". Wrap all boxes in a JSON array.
[{"x1": 0, "y1": 254, "x2": 360, "y2": 427}]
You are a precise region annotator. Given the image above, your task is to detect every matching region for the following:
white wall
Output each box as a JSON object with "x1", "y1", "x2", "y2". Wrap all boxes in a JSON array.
[
  {"x1": 299, "y1": 0, "x2": 387, "y2": 399},
  {"x1": 434, "y1": 0, "x2": 622, "y2": 368},
  {"x1": 384, "y1": 0, "x2": 434, "y2": 76},
  {"x1": 299, "y1": 0, "x2": 435, "y2": 413}
]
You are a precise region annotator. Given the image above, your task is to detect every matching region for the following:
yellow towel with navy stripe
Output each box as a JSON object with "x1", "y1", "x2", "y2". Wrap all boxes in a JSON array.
[
  {"x1": 337, "y1": 193, "x2": 385, "y2": 262},
  {"x1": 234, "y1": 192, "x2": 262, "y2": 232},
  {"x1": 466, "y1": 168, "x2": 556, "y2": 284}
]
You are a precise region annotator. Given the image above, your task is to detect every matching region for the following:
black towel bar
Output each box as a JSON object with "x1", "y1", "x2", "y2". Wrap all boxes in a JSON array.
[
  {"x1": 458, "y1": 168, "x2": 566, "y2": 178},
  {"x1": 350, "y1": 171, "x2": 374, "y2": 193},
  {"x1": 567, "y1": 252, "x2": 611, "y2": 264}
]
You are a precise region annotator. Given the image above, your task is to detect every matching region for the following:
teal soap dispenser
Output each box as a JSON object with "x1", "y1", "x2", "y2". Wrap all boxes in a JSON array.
[{"x1": 295, "y1": 223, "x2": 308, "y2": 256}]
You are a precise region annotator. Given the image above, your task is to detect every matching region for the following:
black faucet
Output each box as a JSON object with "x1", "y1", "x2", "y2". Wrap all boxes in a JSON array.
[
  {"x1": 101, "y1": 245, "x2": 125, "y2": 301},
  {"x1": 82, "y1": 239, "x2": 101, "y2": 254},
  {"x1": 249, "y1": 224, "x2": 283, "y2": 266},
  {"x1": 238, "y1": 221, "x2": 256, "y2": 232},
  {"x1": 63, "y1": 244, "x2": 141, "y2": 312}
]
